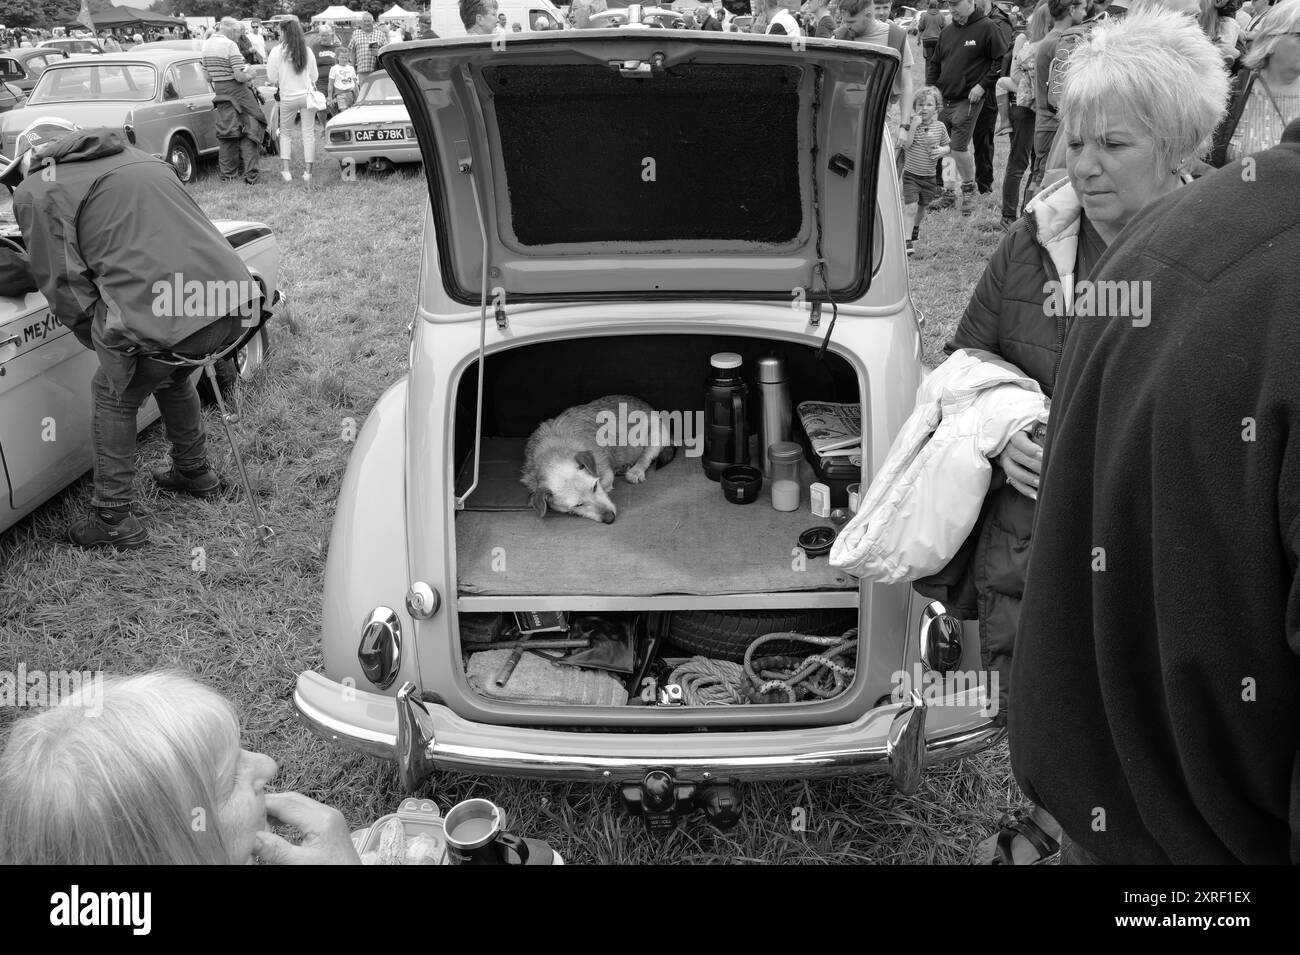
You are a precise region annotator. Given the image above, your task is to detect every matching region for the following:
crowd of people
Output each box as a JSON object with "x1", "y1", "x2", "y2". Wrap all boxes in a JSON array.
[{"x1": 0, "y1": 0, "x2": 1297, "y2": 866}]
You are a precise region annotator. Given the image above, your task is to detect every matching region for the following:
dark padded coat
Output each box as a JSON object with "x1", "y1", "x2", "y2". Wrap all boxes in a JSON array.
[{"x1": 914, "y1": 177, "x2": 1087, "y2": 722}]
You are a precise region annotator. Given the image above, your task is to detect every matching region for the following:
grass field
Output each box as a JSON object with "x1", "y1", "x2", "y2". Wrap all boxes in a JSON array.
[{"x1": 0, "y1": 64, "x2": 1038, "y2": 864}]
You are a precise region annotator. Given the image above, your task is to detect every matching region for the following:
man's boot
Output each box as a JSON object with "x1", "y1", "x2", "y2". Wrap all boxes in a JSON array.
[
  {"x1": 68, "y1": 504, "x2": 148, "y2": 550},
  {"x1": 153, "y1": 465, "x2": 223, "y2": 498}
]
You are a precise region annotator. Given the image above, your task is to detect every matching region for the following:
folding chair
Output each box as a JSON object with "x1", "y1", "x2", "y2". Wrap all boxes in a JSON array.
[{"x1": 140, "y1": 291, "x2": 283, "y2": 541}]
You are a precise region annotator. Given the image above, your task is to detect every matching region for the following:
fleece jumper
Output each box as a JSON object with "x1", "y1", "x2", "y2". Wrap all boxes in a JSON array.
[
  {"x1": 932, "y1": 7, "x2": 1009, "y2": 104},
  {"x1": 1010, "y1": 141, "x2": 1300, "y2": 864}
]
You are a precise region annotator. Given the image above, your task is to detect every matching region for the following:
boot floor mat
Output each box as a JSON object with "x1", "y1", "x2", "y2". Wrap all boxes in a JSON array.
[{"x1": 454, "y1": 437, "x2": 856, "y2": 597}]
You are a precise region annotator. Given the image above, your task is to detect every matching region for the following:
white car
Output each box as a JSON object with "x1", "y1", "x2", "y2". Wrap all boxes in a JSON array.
[
  {"x1": 323, "y1": 70, "x2": 419, "y2": 174},
  {"x1": 295, "y1": 31, "x2": 1002, "y2": 829}
]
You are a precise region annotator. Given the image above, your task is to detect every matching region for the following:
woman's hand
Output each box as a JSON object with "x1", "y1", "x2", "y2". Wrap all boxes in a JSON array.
[
  {"x1": 253, "y1": 791, "x2": 362, "y2": 865},
  {"x1": 997, "y1": 429, "x2": 1043, "y2": 501}
]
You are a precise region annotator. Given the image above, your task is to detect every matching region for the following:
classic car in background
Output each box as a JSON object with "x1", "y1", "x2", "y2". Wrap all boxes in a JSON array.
[
  {"x1": 39, "y1": 37, "x2": 106, "y2": 56},
  {"x1": 323, "y1": 70, "x2": 419, "y2": 174},
  {"x1": 0, "y1": 47, "x2": 70, "y2": 94},
  {"x1": 0, "y1": 199, "x2": 284, "y2": 536},
  {"x1": 0, "y1": 49, "x2": 276, "y2": 183}
]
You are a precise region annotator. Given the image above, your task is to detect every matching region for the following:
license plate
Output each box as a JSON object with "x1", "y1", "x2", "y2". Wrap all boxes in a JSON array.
[{"x1": 354, "y1": 128, "x2": 405, "y2": 142}]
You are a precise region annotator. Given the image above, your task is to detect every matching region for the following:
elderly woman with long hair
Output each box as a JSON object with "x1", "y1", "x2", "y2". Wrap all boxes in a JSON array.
[
  {"x1": 267, "y1": 17, "x2": 319, "y2": 183},
  {"x1": 0, "y1": 672, "x2": 358, "y2": 864},
  {"x1": 909, "y1": 8, "x2": 1229, "y2": 864},
  {"x1": 1208, "y1": 0, "x2": 1300, "y2": 164}
]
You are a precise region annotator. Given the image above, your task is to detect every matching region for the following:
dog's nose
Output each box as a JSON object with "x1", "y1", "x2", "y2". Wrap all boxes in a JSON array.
[{"x1": 602, "y1": 512, "x2": 616, "y2": 524}]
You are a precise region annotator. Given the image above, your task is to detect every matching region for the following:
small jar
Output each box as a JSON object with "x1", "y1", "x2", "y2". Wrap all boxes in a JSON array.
[{"x1": 768, "y1": 441, "x2": 803, "y2": 512}]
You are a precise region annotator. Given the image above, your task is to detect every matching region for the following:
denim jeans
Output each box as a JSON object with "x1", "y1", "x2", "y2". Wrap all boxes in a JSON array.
[
  {"x1": 1001, "y1": 104, "x2": 1036, "y2": 220},
  {"x1": 90, "y1": 318, "x2": 240, "y2": 507}
]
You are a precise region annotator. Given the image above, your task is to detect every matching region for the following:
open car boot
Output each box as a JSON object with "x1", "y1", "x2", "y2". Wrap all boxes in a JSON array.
[{"x1": 973, "y1": 805, "x2": 1063, "y2": 865}]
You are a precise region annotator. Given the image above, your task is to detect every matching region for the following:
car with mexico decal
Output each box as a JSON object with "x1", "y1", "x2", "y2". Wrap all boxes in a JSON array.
[
  {"x1": 0, "y1": 203, "x2": 286, "y2": 537},
  {"x1": 323, "y1": 70, "x2": 419, "y2": 174}
]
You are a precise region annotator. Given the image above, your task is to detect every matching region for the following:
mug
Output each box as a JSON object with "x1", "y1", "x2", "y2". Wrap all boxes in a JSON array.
[{"x1": 444, "y1": 798, "x2": 530, "y2": 865}]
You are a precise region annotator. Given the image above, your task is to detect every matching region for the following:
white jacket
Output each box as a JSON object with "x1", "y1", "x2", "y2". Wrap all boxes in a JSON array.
[{"x1": 829, "y1": 348, "x2": 1049, "y2": 583}]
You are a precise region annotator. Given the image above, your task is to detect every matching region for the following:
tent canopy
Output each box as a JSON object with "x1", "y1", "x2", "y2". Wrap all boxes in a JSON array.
[
  {"x1": 311, "y1": 6, "x2": 364, "y2": 22},
  {"x1": 381, "y1": 4, "x2": 418, "y2": 17},
  {"x1": 74, "y1": 4, "x2": 186, "y2": 28}
]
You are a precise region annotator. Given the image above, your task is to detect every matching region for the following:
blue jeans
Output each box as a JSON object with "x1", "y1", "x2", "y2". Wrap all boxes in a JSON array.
[{"x1": 90, "y1": 318, "x2": 239, "y2": 507}]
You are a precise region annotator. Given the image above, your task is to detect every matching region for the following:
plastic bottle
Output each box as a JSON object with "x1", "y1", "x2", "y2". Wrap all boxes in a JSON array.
[{"x1": 769, "y1": 441, "x2": 803, "y2": 512}]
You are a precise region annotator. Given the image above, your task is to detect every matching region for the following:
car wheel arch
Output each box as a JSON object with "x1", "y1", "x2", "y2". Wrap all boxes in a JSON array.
[{"x1": 165, "y1": 131, "x2": 199, "y2": 182}]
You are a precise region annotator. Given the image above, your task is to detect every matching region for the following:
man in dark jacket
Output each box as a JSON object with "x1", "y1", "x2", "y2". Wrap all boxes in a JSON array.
[
  {"x1": 929, "y1": 0, "x2": 1009, "y2": 213},
  {"x1": 1012, "y1": 140, "x2": 1300, "y2": 864},
  {"x1": 972, "y1": 0, "x2": 1015, "y2": 195},
  {"x1": 3, "y1": 122, "x2": 259, "y2": 549}
]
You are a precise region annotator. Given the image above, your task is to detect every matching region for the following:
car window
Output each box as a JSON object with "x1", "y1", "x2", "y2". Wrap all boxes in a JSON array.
[
  {"x1": 29, "y1": 64, "x2": 157, "y2": 104},
  {"x1": 357, "y1": 73, "x2": 403, "y2": 104},
  {"x1": 170, "y1": 60, "x2": 211, "y2": 98},
  {"x1": 0, "y1": 59, "x2": 21, "y2": 81},
  {"x1": 528, "y1": 9, "x2": 563, "y2": 29}
]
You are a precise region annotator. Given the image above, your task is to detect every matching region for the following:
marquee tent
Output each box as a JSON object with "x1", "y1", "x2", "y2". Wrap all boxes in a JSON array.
[
  {"x1": 311, "y1": 6, "x2": 365, "y2": 25},
  {"x1": 70, "y1": 4, "x2": 186, "y2": 28}
]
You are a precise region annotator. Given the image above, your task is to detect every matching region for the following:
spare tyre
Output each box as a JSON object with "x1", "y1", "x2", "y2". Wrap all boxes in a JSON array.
[{"x1": 666, "y1": 609, "x2": 858, "y2": 663}]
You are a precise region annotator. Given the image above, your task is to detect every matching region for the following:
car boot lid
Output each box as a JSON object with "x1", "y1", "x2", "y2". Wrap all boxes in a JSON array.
[{"x1": 379, "y1": 32, "x2": 898, "y2": 307}]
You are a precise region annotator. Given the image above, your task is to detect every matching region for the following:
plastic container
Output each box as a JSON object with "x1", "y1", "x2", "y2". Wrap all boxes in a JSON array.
[
  {"x1": 354, "y1": 798, "x2": 449, "y2": 865},
  {"x1": 769, "y1": 441, "x2": 803, "y2": 512}
]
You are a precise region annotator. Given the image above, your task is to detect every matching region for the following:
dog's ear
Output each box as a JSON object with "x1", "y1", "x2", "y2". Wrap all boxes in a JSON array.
[
  {"x1": 575, "y1": 450, "x2": 598, "y2": 475},
  {"x1": 530, "y1": 488, "x2": 549, "y2": 518}
]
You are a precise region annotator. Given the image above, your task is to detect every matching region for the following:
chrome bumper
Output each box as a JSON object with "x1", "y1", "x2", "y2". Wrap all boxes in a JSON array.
[{"x1": 294, "y1": 671, "x2": 1004, "y2": 792}]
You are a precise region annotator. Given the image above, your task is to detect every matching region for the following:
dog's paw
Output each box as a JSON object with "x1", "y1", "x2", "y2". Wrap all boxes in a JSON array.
[
  {"x1": 625, "y1": 465, "x2": 647, "y2": 484},
  {"x1": 600, "y1": 471, "x2": 616, "y2": 491}
]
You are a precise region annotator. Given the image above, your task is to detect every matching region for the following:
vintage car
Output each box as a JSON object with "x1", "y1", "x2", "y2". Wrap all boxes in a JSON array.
[
  {"x1": 294, "y1": 27, "x2": 1001, "y2": 828},
  {"x1": 0, "y1": 47, "x2": 70, "y2": 94},
  {"x1": 589, "y1": 8, "x2": 692, "y2": 28},
  {"x1": 39, "y1": 37, "x2": 106, "y2": 56},
  {"x1": 0, "y1": 197, "x2": 284, "y2": 537},
  {"x1": 323, "y1": 70, "x2": 419, "y2": 174},
  {"x1": 0, "y1": 50, "x2": 276, "y2": 184}
]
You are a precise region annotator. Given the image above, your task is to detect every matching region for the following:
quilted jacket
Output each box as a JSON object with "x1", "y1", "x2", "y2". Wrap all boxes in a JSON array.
[
  {"x1": 829, "y1": 348, "x2": 1048, "y2": 584},
  {"x1": 913, "y1": 177, "x2": 1087, "y2": 722}
]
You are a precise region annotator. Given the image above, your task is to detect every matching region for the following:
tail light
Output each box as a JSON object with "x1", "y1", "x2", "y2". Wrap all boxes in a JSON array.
[
  {"x1": 919, "y1": 601, "x2": 963, "y2": 673},
  {"x1": 358, "y1": 607, "x2": 401, "y2": 689}
]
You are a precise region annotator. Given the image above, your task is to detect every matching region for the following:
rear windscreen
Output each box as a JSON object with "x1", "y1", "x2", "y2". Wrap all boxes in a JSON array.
[{"x1": 482, "y1": 63, "x2": 802, "y2": 246}]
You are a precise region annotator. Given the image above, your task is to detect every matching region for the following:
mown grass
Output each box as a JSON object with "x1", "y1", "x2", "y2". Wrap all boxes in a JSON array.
[{"x1": 0, "y1": 68, "x2": 1036, "y2": 863}]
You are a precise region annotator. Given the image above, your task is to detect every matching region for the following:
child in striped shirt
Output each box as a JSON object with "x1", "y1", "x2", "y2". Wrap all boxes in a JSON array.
[{"x1": 901, "y1": 86, "x2": 951, "y2": 256}]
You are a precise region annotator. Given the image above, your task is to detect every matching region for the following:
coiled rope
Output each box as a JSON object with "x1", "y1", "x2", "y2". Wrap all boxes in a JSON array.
[{"x1": 667, "y1": 629, "x2": 858, "y2": 706}]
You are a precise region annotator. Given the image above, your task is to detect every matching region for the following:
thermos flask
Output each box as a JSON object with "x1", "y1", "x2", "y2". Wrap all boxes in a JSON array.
[
  {"x1": 756, "y1": 355, "x2": 792, "y2": 478},
  {"x1": 702, "y1": 352, "x2": 750, "y2": 481}
]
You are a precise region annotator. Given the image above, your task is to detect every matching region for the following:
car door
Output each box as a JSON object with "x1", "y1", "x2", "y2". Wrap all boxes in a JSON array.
[
  {"x1": 172, "y1": 58, "x2": 217, "y2": 152},
  {"x1": 0, "y1": 57, "x2": 25, "y2": 92},
  {"x1": 129, "y1": 61, "x2": 186, "y2": 156}
]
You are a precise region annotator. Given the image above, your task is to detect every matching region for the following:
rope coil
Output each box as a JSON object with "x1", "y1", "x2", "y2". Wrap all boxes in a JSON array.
[{"x1": 666, "y1": 629, "x2": 858, "y2": 706}]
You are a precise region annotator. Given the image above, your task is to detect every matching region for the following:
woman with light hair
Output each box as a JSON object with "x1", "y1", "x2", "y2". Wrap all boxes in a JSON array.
[
  {"x1": 915, "y1": 8, "x2": 1228, "y2": 864},
  {"x1": 0, "y1": 671, "x2": 358, "y2": 864},
  {"x1": 1208, "y1": 0, "x2": 1300, "y2": 164}
]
